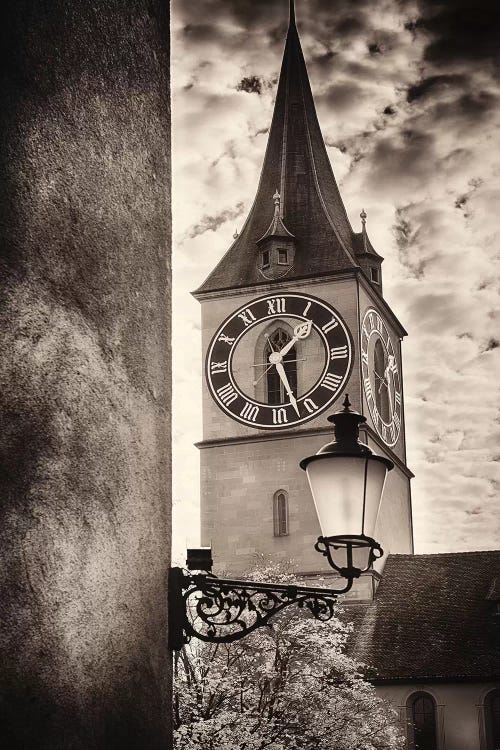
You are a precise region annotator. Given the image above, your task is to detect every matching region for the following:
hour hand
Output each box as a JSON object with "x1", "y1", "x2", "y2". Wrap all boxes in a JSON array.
[{"x1": 275, "y1": 362, "x2": 300, "y2": 417}]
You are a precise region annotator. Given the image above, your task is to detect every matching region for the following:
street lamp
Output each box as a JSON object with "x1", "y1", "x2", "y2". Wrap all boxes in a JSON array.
[
  {"x1": 300, "y1": 394, "x2": 393, "y2": 578},
  {"x1": 169, "y1": 395, "x2": 392, "y2": 651}
]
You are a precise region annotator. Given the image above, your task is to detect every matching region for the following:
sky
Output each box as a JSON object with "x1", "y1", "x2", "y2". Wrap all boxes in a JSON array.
[{"x1": 171, "y1": 0, "x2": 500, "y2": 563}]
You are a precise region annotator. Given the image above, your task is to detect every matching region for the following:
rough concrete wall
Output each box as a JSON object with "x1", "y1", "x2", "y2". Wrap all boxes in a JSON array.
[{"x1": 0, "y1": 1, "x2": 171, "y2": 748}]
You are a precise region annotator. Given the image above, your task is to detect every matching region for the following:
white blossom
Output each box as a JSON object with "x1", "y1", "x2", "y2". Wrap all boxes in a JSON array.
[{"x1": 174, "y1": 559, "x2": 404, "y2": 750}]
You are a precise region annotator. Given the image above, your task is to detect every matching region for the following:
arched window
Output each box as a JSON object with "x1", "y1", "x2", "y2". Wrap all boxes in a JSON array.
[
  {"x1": 374, "y1": 338, "x2": 390, "y2": 423},
  {"x1": 273, "y1": 490, "x2": 289, "y2": 537},
  {"x1": 407, "y1": 692, "x2": 438, "y2": 750},
  {"x1": 485, "y1": 689, "x2": 500, "y2": 750},
  {"x1": 265, "y1": 328, "x2": 297, "y2": 405}
]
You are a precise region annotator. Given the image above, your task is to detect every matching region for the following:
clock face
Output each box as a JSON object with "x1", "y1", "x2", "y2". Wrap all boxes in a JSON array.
[
  {"x1": 361, "y1": 308, "x2": 402, "y2": 447},
  {"x1": 206, "y1": 292, "x2": 354, "y2": 429}
]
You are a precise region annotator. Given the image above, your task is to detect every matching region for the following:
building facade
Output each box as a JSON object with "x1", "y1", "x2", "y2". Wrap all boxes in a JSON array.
[{"x1": 348, "y1": 552, "x2": 500, "y2": 750}]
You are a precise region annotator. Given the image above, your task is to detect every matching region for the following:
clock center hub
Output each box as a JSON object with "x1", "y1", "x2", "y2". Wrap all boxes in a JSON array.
[{"x1": 269, "y1": 352, "x2": 282, "y2": 365}]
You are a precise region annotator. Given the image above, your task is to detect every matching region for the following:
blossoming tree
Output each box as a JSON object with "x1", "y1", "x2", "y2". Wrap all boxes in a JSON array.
[{"x1": 173, "y1": 561, "x2": 403, "y2": 750}]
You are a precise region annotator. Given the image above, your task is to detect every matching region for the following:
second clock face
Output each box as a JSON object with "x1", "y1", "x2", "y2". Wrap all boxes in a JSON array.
[
  {"x1": 206, "y1": 292, "x2": 353, "y2": 429},
  {"x1": 361, "y1": 308, "x2": 402, "y2": 447}
]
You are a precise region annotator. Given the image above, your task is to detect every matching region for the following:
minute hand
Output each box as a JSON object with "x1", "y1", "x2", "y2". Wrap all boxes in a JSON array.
[
  {"x1": 276, "y1": 362, "x2": 300, "y2": 417},
  {"x1": 279, "y1": 335, "x2": 299, "y2": 359},
  {"x1": 278, "y1": 320, "x2": 313, "y2": 358}
]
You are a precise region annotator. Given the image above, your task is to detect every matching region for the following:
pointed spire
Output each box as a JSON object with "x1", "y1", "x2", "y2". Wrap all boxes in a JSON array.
[{"x1": 195, "y1": 0, "x2": 360, "y2": 296}]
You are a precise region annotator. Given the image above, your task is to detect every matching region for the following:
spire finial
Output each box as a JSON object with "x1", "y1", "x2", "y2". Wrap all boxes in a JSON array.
[
  {"x1": 289, "y1": 0, "x2": 296, "y2": 26},
  {"x1": 360, "y1": 208, "x2": 367, "y2": 230},
  {"x1": 273, "y1": 189, "x2": 281, "y2": 217},
  {"x1": 233, "y1": 228, "x2": 239, "y2": 240},
  {"x1": 342, "y1": 393, "x2": 351, "y2": 411}
]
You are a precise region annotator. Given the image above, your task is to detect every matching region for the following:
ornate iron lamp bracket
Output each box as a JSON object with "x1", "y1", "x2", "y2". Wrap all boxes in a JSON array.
[
  {"x1": 168, "y1": 567, "x2": 354, "y2": 651},
  {"x1": 314, "y1": 534, "x2": 383, "y2": 579}
]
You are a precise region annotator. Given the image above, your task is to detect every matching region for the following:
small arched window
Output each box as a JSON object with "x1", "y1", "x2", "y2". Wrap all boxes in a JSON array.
[
  {"x1": 273, "y1": 490, "x2": 289, "y2": 537},
  {"x1": 265, "y1": 328, "x2": 297, "y2": 405},
  {"x1": 485, "y1": 689, "x2": 500, "y2": 750},
  {"x1": 374, "y1": 338, "x2": 390, "y2": 423},
  {"x1": 407, "y1": 692, "x2": 438, "y2": 750}
]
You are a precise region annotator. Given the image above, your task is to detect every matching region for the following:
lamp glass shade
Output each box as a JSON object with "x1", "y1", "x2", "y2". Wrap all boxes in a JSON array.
[{"x1": 305, "y1": 455, "x2": 388, "y2": 540}]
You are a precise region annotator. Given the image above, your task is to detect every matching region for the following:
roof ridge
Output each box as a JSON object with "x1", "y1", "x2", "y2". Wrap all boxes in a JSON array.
[{"x1": 388, "y1": 550, "x2": 500, "y2": 558}]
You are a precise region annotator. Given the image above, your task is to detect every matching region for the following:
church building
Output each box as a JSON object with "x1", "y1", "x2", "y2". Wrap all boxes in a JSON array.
[
  {"x1": 191, "y1": 2, "x2": 500, "y2": 748},
  {"x1": 194, "y1": 0, "x2": 413, "y2": 598}
]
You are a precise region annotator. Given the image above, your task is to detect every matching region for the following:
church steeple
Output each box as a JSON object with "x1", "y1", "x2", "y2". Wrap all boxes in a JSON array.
[
  {"x1": 197, "y1": 0, "x2": 412, "y2": 584},
  {"x1": 196, "y1": 1, "x2": 380, "y2": 295}
]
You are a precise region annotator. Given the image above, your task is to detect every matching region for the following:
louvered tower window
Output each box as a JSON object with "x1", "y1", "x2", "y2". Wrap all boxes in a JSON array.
[
  {"x1": 407, "y1": 693, "x2": 438, "y2": 750},
  {"x1": 265, "y1": 328, "x2": 297, "y2": 405},
  {"x1": 273, "y1": 490, "x2": 289, "y2": 537}
]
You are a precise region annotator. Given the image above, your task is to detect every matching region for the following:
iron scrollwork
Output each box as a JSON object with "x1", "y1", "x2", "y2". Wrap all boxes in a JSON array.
[
  {"x1": 169, "y1": 567, "x2": 354, "y2": 651},
  {"x1": 314, "y1": 534, "x2": 383, "y2": 579}
]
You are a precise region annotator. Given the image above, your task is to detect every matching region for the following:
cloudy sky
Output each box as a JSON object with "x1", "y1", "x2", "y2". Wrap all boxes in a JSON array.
[{"x1": 171, "y1": 0, "x2": 500, "y2": 562}]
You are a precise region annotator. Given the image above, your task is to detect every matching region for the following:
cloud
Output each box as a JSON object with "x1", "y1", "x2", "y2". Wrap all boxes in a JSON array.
[
  {"x1": 172, "y1": 0, "x2": 500, "y2": 558},
  {"x1": 406, "y1": 74, "x2": 467, "y2": 102},
  {"x1": 236, "y1": 75, "x2": 263, "y2": 94},
  {"x1": 182, "y1": 23, "x2": 218, "y2": 43},
  {"x1": 185, "y1": 202, "x2": 245, "y2": 240},
  {"x1": 410, "y1": 0, "x2": 500, "y2": 66}
]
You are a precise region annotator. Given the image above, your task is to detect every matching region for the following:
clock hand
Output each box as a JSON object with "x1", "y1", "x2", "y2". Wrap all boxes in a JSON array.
[
  {"x1": 275, "y1": 362, "x2": 300, "y2": 417},
  {"x1": 252, "y1": 358, "x2": 306, "y2": 386},
  {"x1": 385, "y1": 365, "x2": 394, "y2": 415},
  {"x1": 265, "y1": 333, "x2": 276, "y2": 352},
  {"x1": 252, "y1": 358, "x2": 306, "y2": 367},
  {"x1": 278, "y1": 320, "x2": 313, "y2": 358},
  {"x1": 387, "y1": 378, "x2": 393, "y2": 415},
  {"x1": 253, "y1": 363, "x2": 274, "y2": 386},
  {"x1": 373, "y1": 368, "x2": 388, "y2": 394}
]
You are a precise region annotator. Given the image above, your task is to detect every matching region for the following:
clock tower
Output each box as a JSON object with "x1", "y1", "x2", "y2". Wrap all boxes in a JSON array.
[{"x1": 193, "y1": 1, "x2": 413, "y2": 594}]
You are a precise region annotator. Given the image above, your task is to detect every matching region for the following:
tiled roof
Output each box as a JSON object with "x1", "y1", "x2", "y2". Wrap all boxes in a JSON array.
[
  {"x1": 195, "y1": 13, "x2": 372, "y2": 296},
  {"x1": 345, "y1": 551, "x2": 500, "y2": 682},
  {"x1": 352, "y1": 230, "x2": 383, "y2": 260}
]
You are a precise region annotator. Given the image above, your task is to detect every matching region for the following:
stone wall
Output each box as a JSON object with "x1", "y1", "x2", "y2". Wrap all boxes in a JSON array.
[
  {"x1": 0, "y1": 1, "x2": 172, "y2": 747},
  {"x1": 379, "y1": 681, "x2": 500, "y2": 750}
]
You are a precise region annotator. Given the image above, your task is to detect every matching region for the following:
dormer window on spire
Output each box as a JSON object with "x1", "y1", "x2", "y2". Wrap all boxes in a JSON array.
[
  {"x1": 257, "y1": 190, "x2": 296, "y2": 279},
  {"x1": 353, "y1": 209, "x2": 384, "y2": 293}
]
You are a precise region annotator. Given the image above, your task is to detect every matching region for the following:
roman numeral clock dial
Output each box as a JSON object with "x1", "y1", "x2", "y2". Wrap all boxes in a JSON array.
[
  {"x1": 361, "y1": 308, "x2": 402, "y2": 447},
  {"x1": 206, "y1": 292, "x2": 354, "y2": 429}
]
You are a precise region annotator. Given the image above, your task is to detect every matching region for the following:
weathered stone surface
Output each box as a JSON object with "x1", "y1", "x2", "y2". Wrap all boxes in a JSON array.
[{"x1": 0, "y1": 1, "x2": 171, "y2": 747}]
